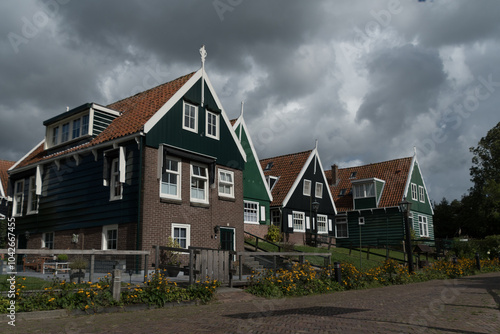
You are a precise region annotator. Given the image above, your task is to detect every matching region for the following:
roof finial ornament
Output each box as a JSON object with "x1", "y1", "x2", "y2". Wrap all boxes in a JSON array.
[
  {"x1": 200, "y1": 45, "x2": 207, "y2": 67},
  {"x1": 413, "y1": 146, "x2": 417, "y2": 157},
  {"x1": 200, "y1": 45, "x2": 207, "y2": 106},
  {"x1": 240, "y1": 101, "x2": 244, "y2": 117}
]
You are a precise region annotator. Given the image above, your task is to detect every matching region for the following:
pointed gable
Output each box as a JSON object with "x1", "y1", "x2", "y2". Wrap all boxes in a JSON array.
[
  {"x1": 260, "y1": 150, "x2": 312, "y2": 207},
  {"x1": 326, "y1": 157, "x2": 413, "y2": 212},
  {"x1": 0, "y1": 160, "x2": 15, "y2": 197}
]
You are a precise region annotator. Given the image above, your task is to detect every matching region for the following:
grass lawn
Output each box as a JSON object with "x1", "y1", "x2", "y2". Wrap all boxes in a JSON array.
[{"x1": 0, "y1": 274, "x2": 51, "y2": 291}]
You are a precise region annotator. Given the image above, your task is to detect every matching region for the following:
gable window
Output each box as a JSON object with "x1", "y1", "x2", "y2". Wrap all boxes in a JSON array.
[
  {"x1": 266, "y1": 176, "x2": 278, "y2": 190},
  {"x1": 419, "y1": 186, "x2": 425, "y2": 203},
  {"x1": 61, "y1": 122, "x2": 70, "y2": 142},
  {"x1": 110, "y1": 158, "x2": 122, "y2": 200},
  {"x1": 419, "y1": 215, "x2": 429, "y2": 237},
  {"x1": 13, "y1": 180, "x2": 24, "y2": 217},
  {"x1": 315, "y1": 182, "x2": 323, "y2": 198},
  {"x1": 72, "y1": 118, "x2": 81, "y2": 139},
  {"x1": 411, "y1": 183, "x2": 418, "y2": 201},
  {"x1": 292, "y1": 211, "x2": 305, "y2": 232},
  {"x1": 190, "y1": 164, "x2": 208, "y2": 203},
  {"x1": 206, "y1": 111, "x2": 219, "y2": 140},
  {"x1": 42, "y1": 232, "x2": 54, "y2": 249},
  {"x1": 183, "y1": 102, "x2": 198, "y2": 133},
  {"x1": 218, "y1": 169, "x2": 234, "y2": 198},
  {"x1": 102, "y1": 225, "x2": 118, "y2": 250},
  {"x1": 172, "y1": 223, "x2": 190, "y2": 249},
  {"x1": 161, "y1": 156, "x2": 181, "y2": 200},
  {"x1": 52, "y1": 126, "x2": 59, "y2": 146},
  {"x1": 303, "y1": 179, "x2": 311, "y2": 196},
  {"x1": 27, "y1": 176, "x2": 38, "y2": 214},
  {"x1": 317, "y1": 214, "x2": 327, "y2": 234},
  {"x1": 335, "y1": 217, "x2": 348, "y2": 238},
  {"x1": 353, "y1": 183, "x2": 374, "y2": 198},
  {"x1": 244, "y1": 201, "x2": 259, "y2": 223}
]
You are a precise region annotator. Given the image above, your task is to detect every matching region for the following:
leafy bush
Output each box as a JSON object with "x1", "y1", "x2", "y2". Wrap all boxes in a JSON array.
[{"x1": 265, "y1": 225, "x2": 282, "y2": 243}]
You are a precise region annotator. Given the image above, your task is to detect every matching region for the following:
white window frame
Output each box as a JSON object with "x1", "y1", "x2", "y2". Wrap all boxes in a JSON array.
[
  {"x1": 102, "y1": 224, "x2": 118, "y2": 250},
  {"x1": 183, "y1": 101, "x2": 198, "y2": 133},
  {"x1": 266, "y1": 176, "x2": 278, "y2": 190},
  {"x1": 160, "y1": 156, "x2": 182, "y2": 200},
  {"x1": 42, "y1": 232, "x2": 54, "y2": 249},
  {"x1": 218, "y1": 169, "x2": 234, "y2": 198},
  {"x1": 61, "y1": 122, "x2": 70, "y2": 142},
  {"x1": 418, "y1": 215, "x2": 429, "y2": 237},
  {"x1": 172, "y1": 223, "x2": 191, "y2": 249},
  {"x1": 303, "y1": 179, "x2": 311, "y2": 196},
  {"x1": 335, "y1": 217, "x2": 348, "y2": 238},
  {"x1": 317, "y1": 214, "x2": 327, "y2": 234},
  {"x1": 419, "y1": 185, "x2": 425, "y2": 203},
  {"x1": 27, "y1": 176, "x2": 38, "y2": 214},
  {"x1": 52, "y1": 126, "x2": 59, "y2": 146},
  {"x1": 315, "y1": 182, "x2": 323, "y2": 198},
  {"x1": 206, "y1": 110, "x2": 219, "y2": 140},
  {"x1": 411, "y1": 183, "x2": 418, "y2": 201},
  {"x1": 292, "y1": 211, "x2": 305, "y2": 232},
  {"x1": 190, "y1": 163, "x2": 208, "y2": 204},
  {"x1": 110, "y1": 158, "x2": 123, "y2": 201},
  {"x1": 353, "y1": 183, "x2": 375, "y2": 199},
  {"x1": 244, "y1": 201, "x2": 259, "y2": 224},
  {"x1": 72, "y1": 118, "x2": 81, "y2": 139},
  {"x1": 13, "y1": 180, "x2": 24, "y2": 217}
]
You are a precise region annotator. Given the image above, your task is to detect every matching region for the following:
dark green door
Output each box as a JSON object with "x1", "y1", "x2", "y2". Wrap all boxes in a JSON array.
[{"x1": 220, "y1": 228, "x2": 235, "y2": 251}]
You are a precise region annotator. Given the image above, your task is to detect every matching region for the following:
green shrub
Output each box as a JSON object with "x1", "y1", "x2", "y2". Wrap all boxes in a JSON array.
[{"x1": 265, "y1": 225, "x2": 282, "y2": 243}]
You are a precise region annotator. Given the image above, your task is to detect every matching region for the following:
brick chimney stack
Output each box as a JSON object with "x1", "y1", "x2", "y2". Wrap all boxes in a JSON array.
[{"x1": 331, "y1": 164, "x2": 338, "y2": 186}]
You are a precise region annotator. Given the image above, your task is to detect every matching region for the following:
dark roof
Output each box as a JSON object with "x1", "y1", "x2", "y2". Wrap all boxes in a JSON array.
[
  {"x1": 0, "y1": 160, "x2": 15, "y2": 196},
  {"x1": 325, "y1": 157, "x2": 413, "y2": 212},
  {"x1": 260, "y1": 150, "x2": 312, "y2": 207}
]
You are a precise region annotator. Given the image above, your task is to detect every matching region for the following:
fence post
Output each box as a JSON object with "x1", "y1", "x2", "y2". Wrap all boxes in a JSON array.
[
  {"x1": 189, "y1": 249, "x2": 194, "y2": 286},
  {"x1": 89, "y1": 254, "x2": 95, "y2": 283},
  {"x1": 475, "y1": 252, "x2": 481, "y2": 271},
  {"x1": 239, "y1": 254, "x2": 243, "y2": 281},
  {"x1": 112, "y1": 269, "x2": 121, "y2": 302},
  {"x1": 154, "y1": 245, "x2": 159, "y2": 271},
  {"x1": 228, "y1": 252, "x2": 233, "y2": 288},
  {"x1": 334, "y1": 262, "x2": 342, "y2": 284},
  {"x1": 299, "y1": 255, "x2": 305, "y2": 264},
  {"x1": 273, "y1": 255, "x2": 277, "y2": 271},
  {"x1": 143, "y1": 254, "x2": 149, "y2": 283}
]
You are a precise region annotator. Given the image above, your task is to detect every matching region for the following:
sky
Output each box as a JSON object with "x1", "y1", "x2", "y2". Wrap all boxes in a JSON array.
[{"x1": 1, "y1": 0, "x2": 499, "y2": 203}]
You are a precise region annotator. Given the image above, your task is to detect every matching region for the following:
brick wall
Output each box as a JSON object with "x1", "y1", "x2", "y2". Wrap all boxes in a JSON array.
[{"x1": 244, "y1": 223, "x2": 269, "y2": 240}]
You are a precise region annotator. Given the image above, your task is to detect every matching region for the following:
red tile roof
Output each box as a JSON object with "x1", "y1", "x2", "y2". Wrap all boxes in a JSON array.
[
  {"x1": 0, "y1": 160, "x2": 15, "y2": 196},
  {"x1": 325, "y1": 157, "x2": 413, "y2": 212},
  {"x1": 13, "y1": 72, "x2": 196, "y2": 170},
  {"x1": 260, "y1": 150, "x2": 312, "y2": 207}
]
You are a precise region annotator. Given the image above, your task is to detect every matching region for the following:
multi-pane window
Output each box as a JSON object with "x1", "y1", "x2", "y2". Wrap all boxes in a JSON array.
[
  {"x1": 292, "y1": 211, "x2": 305, "y2": 232},
  {"x1": 13, "y1": 180, "x2": 24, "y2": 217},
  {"x1": 317, "y1": 214, "x2": 327, "y2": 233},
  {"x1": 72, "y1": 118, "x2": 81, "y2": 139},
  {"x1": 110, "y1": 158, "x2": 122, "y2": 200},
  {"x1": 61, "y1": 123, "x2": 70, "y2": 142},
  {"x1": 190, "y1": 164, "x2": 208, "y2": 202},
  {"x1": 172, "y1": 224, "x2": 190, "y2": 249},
  {"x1": 419, "y1": 186, "x2": 425, "y2": 203},
  {"x1": 52, "y1": 126, "x2": 59, "y2": 146},
  {"x1": 271, "y1": 210, "x2": 281, "y2": 227},
  {"x1": 411, "y1": 183, "x2": 418, "y2": 201},
  {"x1": 206, "y1": 111, "x2": 219, "y2": 139},
  {"x1": 81, "y1": 115, "x2": 89, "y2": 135},
  {"x1": 303, "y1": 179, "x2": 311, "y2": 196},
  {"x1": 183, "y1": 102, "x2": 198, "y2": 132},
  {"x1": 335, "y1": 217, "x2": 348, "y2": 238},
  {"x1": 419, "y1": 215, "x2": 429, "y2": 237},
  {"x1": 102, "y1": 225, "x2": 118, "y2": 250},
  {"x1": 27, "y1": 176, "x2": 38, "y2": 214},
  {"x1": 218, "y1": 169, "x2": 234, "y2": 198},
  {"x1": 354, "y1": 183, "x2": 375, "y2": 198},
  {"x1": 315, "y1": 182, "x2": 323, "y2": 198},
  {"x1": 161, "y1": 157, "x2": 181, "y2": 199},
  {"x1": 43, "y1": 232, "x2": 54, "y2": 249},
  {"x1": 244, "y1": 201, "x2": 259, "y2": 223}
]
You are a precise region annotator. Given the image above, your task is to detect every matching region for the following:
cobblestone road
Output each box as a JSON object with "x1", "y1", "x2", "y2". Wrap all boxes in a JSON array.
[{"x1": 9, "y1": 272, "x2": 500, "y2": 334}]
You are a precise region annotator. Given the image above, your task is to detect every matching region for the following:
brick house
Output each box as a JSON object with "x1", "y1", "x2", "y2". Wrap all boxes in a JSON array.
[
  {"x1": 7, "y1": 61, "x2": 247, "y2": 263},
  {"x1": 0, "y1": 160, "x2": 15, "y2": 219}
]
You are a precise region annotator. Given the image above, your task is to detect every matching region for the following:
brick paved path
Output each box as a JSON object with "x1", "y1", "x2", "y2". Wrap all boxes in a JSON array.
[{"x1": 9, "y1": 272, "x2": 500, "y2": 334}]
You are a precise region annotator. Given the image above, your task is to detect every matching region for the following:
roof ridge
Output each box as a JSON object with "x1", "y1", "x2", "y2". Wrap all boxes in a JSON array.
[
  {"x1": 336, "y1": 156, "x2": 413, "y2": 171},
  {"x1": 261, "y1": 149, "x2": 313, "y2": 161}
]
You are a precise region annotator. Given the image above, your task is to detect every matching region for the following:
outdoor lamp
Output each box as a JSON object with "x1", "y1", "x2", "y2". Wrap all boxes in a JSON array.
[
  {"x1": 399, "y1": 196, "x2": 414, "y2": 273},
  {"x1": 398, "y1": 197, "x2": 412, "y2": 215},
  {"x1": 312, "y1": 201, "x2": 320, "y2": 213}
]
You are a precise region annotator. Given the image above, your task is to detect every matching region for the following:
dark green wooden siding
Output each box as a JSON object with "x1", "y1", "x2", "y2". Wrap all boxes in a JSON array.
[{"x1": 354, "y1": 197, "x2": 377, "y2": 210}]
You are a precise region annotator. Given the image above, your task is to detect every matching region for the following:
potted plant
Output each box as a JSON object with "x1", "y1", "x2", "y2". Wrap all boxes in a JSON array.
[
  {"x1": 57, "y1": 254, "x2": 68, "y2": 262},
  {"x1": 69, "y1": 257, "x2": 88, "y2": 283},
  {"x1": 160, "y1": 237, "x2": 182, "y2": 277}
]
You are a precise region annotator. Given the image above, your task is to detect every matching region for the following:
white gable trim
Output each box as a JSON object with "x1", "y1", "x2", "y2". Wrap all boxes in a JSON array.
[
  {"x1": 9, "y1": 139, "x2": 46, "y2": 173},
  {"x1": 314, "y1": 150, "x2": 338, "y2": 215},
  {"x1": 402, "y1": 154, "x2": 416, "y2": 202},
  {"x1": 414, "y1": 157, "x2": 434, "y2": 215}
]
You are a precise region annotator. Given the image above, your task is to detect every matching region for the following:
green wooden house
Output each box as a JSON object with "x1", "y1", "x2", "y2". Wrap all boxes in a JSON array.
[
  {"x1": 232, "y1": 110, "x2": 273, "y2": 239},
  {"x1": 325, "y1": 154, "x2": 434, "y2": 248}
]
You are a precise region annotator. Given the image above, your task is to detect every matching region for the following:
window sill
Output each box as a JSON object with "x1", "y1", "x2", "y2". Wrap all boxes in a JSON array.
[
  {"x1": 160, "y1": 197, "x2": 182, "y2": 205},
  {"x1": 26, "y1": 211, "x2": 39, "y2": 215},
  {"x1": 244, "y1": 221, "x2": 260, "y2": 225},
  {"x1": 218, "y1": 195, "x2": 235, "y2": 202},
  {"x1": 190, "y1": 201, "x2": 210, "y2": 209}
]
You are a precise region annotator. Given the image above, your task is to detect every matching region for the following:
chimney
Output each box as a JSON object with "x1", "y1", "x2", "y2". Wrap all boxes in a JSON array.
[{"x1": 331, "y1": 164, "x2": 338, "y2": 186}]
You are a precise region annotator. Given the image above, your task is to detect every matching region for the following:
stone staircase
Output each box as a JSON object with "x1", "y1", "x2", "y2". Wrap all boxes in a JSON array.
[{"x1": 238, "y1": 247, "x2": 288, "y2": 275}]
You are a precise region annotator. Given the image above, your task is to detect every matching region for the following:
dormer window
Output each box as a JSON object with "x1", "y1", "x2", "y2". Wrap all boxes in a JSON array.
[
  {"x1": 264, "y1": 162, "x2": 273, "y2": 171},
  {"x1": 266, "y1": 176, "x2": 278, "y2": 190},
  {"x1": 353, "y1": 183, "x2": 375, "y2": 198},
  {"x1": 349, "y1": 172, "x2": 357, "y2": 179},
  {"x1": 61, "y1": 123, "x2": 70, "y2": 142}
]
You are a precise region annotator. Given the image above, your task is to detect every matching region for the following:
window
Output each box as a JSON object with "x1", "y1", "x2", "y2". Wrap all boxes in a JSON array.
[
  {"x1": 183, "y1": 102, "x2": 198, "y2": 132},
  {"x1": 264, "y1": 162, "x2": 273, "y2": 171},
  {"x1": 161, "y1": 156, "x2": 181, "y2": 200},
  {"x1": 218, "y1": 169, "x2": 234, "y2": 198},
  {"x1": 419, "y1": 186, "x2": 425, "y2": 203},
  {"x1": 266, "y1": 176, "x2": 278, "y2": 190},
  {"x1": 411, "y1": 183, "x2": 418, "y2": 201},
  {"x1": 172, "y1": 223, "x2": 190, "y2": 249},
  {"x1": 72, "y1": 118, "x2": 81, "y2": 139},
  {"x1": 81, "y1": 115, "x2": 89, "y2": 135},
  {"x1": 190, "y1": 164, "x2": 208, "y2": 203},
  {"x1": 418, "y1": 215, "x2": 429, "y2": 237},
  {"x1": 335, "y1": 217, "x2": 348, "y2": 238},
  {"x1": 13, "y1": 180, "x2": 24, "y2": 217},
  {"x1": 353, "y1": 183, "x2": 375, "y2": 198},
  {"x1": 52, "y1": 126, "x2": 59, "y2": 146},
  {"x1": 358, "y1": 217, "x2": 365, "y2": 225},
  {"x1": 206, "y1": 111, "x2": 219, "y2": 139},
  {"x1": 110, "y1": 158, "x2": 122, "y2": 200},
  {"x1": 317, "y1": 214, "x2": 327, "y2": 234},
  {"x1": 27, "y1": 176, "x2": 38, "y2": 214},
  {"x1": 315, "y1": 182, "x2": 323, "y2": 198},
  {"x1": 349, "y1": 172, "x2": 357, "y2": 179},
  {"x1": 303, "y1": 179, "x2": 311, "y2": 196},
  {"x1": 292, "y1": 211, "x2": 305, "y2": 232},
  {"x1": 244, "y1": 201, "x2": 259, "y2": 223},
  {"x1": 61, "y1": 122, "x2": 70, "y2": 142},
  {"x1": 339, "y1": 189, "x2": 347, "y2": 196},
  {"x1": 102, "y1": 225, "x2": 118, "y2": 250},
  {"x1": 42, "y1": 232, "x2": 54, "y2": 249},
  {"x1": 271, "y1": 210, "x2": 281, "y2": 227}
]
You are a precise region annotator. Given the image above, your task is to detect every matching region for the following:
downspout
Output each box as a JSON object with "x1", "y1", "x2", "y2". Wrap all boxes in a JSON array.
[{"x1": 136, "y1": 136, "x2": 144, "y2": 272}]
